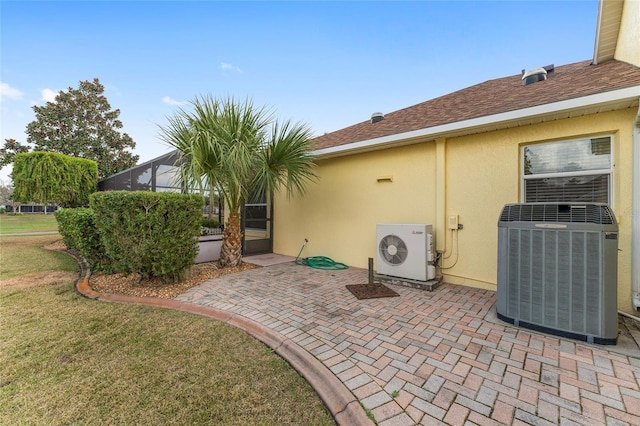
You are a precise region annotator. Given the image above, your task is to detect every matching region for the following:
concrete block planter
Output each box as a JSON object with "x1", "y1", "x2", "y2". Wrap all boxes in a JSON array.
[{"x1": 196, "y1": 235, "x2": 223, "y2": 263}]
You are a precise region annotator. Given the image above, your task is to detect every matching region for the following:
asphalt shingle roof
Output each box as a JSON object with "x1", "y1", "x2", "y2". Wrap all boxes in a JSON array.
[{"x1": 312, "y1": 60, "x2": 640, "y2": 150}]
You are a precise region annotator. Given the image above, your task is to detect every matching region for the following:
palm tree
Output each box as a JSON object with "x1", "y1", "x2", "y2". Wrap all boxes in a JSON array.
[{"x1": 160, "y1": 95, "x2": 317, "y2": 267}]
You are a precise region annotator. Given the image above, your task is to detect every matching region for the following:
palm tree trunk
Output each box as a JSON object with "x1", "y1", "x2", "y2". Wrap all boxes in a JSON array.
[
  {"x1": 208, "y1": 196, "x2": 215, "y2": 220},
  {"x1": 220, "y1": 212, "x2": 243, "y2": 267}
]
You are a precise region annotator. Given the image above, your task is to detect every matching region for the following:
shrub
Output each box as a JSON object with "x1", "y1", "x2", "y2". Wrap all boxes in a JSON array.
[
  {"x1": 200, "y1": 218, "x2": 222, "y2": 236},
  {"x1": 54, "y1": 208, "x2": 108, "y2": 270},
  {"x1": 90, "y1": 191, "x2": 204, "y2": 283},
  {"x1": 54, "y1": 208, "x2": 80, "y2": 250},
  {"x1": 200, "y1": 218, "x2": 220, "y2": 229}
]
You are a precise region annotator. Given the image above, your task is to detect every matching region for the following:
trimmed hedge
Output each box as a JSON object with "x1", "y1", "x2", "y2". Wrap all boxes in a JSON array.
[
  {"x1": 90, "y1": 191, "x2": 204, "y2": 283},
  {"x1": 54, "y1": 208, "x2": 108, "y2": 270}
]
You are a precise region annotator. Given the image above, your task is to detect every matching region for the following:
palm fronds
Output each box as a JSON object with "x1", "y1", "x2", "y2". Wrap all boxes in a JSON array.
[{"x1": 159, "y1": 95, "x2": 318, "y2": 266}]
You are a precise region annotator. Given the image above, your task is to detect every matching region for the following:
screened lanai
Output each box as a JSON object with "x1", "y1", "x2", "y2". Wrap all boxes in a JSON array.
[
  {"x1": 98, "y1": 151, "x2": 183, "y2": 193},
  {"x1": 98, "y1": 150, "x2": 272, "y2": 255}
]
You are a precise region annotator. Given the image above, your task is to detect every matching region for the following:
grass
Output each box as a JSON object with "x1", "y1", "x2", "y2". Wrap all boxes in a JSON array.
[
  {"x1": 0, "y1": 236, "x2": 335, "y2": 425},
  {"x1": 0, "y1": 235, "x2": 77, "y2": 280},
  {"x1": 0, "y1": 213, "x2": 59, "y2": 234}
]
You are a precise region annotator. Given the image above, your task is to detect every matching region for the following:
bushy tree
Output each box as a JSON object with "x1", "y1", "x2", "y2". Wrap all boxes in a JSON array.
[
  {"x1": 160, "y1": 96, "x2": 317, "y2": 267},
  {"x1": 0, "y1": 180, "x2": 13, "y2": 206},
  {"x1": 25, "y1": 78, "x2": 139, "y2": 179},
  {"x1": 0, "y1": 179, "x2": 21, "y2": 213},
  {"x1": 0, "y1": 139, "x2": 30, "y2": 170},
  {"x1": 12, "y1": 152, "x2": 98, "y2": 208}
]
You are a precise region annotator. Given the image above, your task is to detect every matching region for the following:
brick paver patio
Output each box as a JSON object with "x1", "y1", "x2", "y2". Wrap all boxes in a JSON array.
[{"x1": 176, "y1": 263, "x2": 640, "y2": 425}]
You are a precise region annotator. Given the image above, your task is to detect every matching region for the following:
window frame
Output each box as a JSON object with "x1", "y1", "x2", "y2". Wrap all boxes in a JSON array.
[{"x1": 520, "y1": 135, "x2": 614, "y2": 205}]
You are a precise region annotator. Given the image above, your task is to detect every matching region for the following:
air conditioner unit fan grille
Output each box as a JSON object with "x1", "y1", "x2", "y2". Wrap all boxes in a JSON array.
[{"x1": 379, "y1": 234, "x2": 408, "y2": 266}]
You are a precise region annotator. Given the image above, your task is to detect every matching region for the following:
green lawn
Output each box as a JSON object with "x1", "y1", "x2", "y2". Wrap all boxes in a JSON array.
[
  {"x1": 0, "y1": 236, "x2": 335, "y2": 425},
  {"x1": 0, "y1": 213, "x2": 59, "y2": 234},
  {"x1": 0, "y1": 235, "x2": 78, "y2": 280}
]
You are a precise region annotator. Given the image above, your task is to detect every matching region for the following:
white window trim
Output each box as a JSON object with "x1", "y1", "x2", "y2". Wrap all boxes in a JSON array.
[{"x1": 520, "y1": 135, "x2": 614, "y2": 205}]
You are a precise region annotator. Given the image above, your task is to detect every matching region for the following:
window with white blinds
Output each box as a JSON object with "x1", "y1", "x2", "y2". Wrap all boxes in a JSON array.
[{"x1": 522, "y1": 136, "x2": 612, "y2": 204}]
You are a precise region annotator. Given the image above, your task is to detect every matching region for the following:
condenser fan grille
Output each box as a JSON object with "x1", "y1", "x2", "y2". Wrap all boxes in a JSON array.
[{"x1": 379, "y1": 234, "x2": 408, "y2": 266}]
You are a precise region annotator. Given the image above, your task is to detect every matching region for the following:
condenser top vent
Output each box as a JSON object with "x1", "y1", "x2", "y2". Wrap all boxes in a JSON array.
[{"x1": 499, "y1": 203, "x2": 616, "y2": 225}]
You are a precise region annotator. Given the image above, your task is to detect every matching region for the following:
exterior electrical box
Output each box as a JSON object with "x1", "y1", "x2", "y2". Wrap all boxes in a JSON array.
[
  {"x1": 497, "y1": 203, "x2": 618, "y2": 344},
  {"x1": 448, "y1": 215, "x2": 459, "y2": 230}
]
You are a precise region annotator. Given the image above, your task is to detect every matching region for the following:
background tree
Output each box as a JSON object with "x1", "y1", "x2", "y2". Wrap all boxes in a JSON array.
[
  {"x1": 160, "y1": 96, "x2": 317, "y2": 267},
  {"x1": 0, "y1": 180, "x2": 12, "y2": 205},
  {"x1": 25, "y1": 78, "x2": 139, "y2": 180},
  {"x1": 12, "y1": 152, "x2": 98, "y2": 208},
  {"x1": 0, "y1": 139, "x2": 31, "y2": 170},
  {"x1": 0, "y1": 179, "x2": 20, "y2": 213}
]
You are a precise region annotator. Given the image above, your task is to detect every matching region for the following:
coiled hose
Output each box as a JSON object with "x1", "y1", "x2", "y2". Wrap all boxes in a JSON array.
[
  {"x1": 294, "y1": 239, "x2": 349, "y2": 270},
  {"x1": 295, "y1": 256, "x2": 349, "y2": 270}
]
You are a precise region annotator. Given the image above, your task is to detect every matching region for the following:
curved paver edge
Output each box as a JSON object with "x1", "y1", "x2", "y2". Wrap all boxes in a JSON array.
[{"x1": 72, "y1": 260, "x2": 373, "y2": 426}]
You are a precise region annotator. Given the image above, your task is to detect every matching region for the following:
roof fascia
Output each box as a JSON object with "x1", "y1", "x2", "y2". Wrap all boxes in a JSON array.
[
  {"x1": 313, "y1": 86, "x2": 640, "y2": 158},
  {"x1": 593, "y1": 0, "x2": 606, "y2": 64}
]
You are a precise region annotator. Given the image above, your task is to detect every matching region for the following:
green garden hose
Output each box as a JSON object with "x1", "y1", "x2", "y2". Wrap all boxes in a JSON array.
[
  {"x1": 294, "y1": 239, "x2": 349, "y2": 270},
  {"x1": 295, "y1": 256, "x2": 349, "y2": 270}
]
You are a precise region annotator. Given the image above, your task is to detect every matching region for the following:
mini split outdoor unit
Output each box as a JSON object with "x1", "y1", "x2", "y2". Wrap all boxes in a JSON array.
[
  {"x1": 376, "y1": 224, "x2": 435, "y2": 282},
  {"x1": 497, "y1": 203, "x2": 618, "y2": 345}
]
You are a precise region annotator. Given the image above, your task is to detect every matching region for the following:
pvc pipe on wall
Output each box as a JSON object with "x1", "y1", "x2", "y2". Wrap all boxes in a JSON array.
[
  {"x1": 632, "y1": 103, "x2": 640, "y2": 311},
  {"x1": 435, "y1": 138, "x2": 447, "y2": 253}
]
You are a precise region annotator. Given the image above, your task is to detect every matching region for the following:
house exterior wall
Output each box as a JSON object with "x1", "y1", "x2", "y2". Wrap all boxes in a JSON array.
[
  {"x1": 615, "y1": 0, "x2": 640, "y2": 67},
  {"x1": 274, "y1": 108, "x2": 637, "y2": 313},
  {"x1": 274, "y1": 143, "x2": 437, "y2": 267},
  {"x1": 444, "y1": 109, "x2": 635, "y2": 314}
]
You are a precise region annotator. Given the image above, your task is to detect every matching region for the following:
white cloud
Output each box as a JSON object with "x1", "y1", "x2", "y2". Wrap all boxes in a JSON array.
[
  {"x1": 162, "y1": 96, "x2": 187, "y2": 106},
  {"x1": 41, "y1": 88, "x2": 58, "y2": 103},
  {"x1": 220, "y1": 62, "x2": 243, "y2": 73},
  {"x1": 0, "y1": 82, "x2": 24, "y2": 100}
]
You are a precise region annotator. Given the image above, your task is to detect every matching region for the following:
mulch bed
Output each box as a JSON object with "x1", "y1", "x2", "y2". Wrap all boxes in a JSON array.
[
  {"x1": 345, "y1": 282, "x2": 399, "y2": 300},
  {"x1": 89, "y1": 262, "x2": 258, "y2": 299},
  {"x1": 44, "y1": 239, "x2": 258, "y2": 299}
]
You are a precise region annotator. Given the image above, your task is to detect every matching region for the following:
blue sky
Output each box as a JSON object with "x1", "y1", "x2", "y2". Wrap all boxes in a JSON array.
[{"x1": 1, "y1": 1, "x2": 599, "y2": 182}]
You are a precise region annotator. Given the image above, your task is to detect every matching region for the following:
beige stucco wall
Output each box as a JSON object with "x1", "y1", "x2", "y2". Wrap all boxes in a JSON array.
[
  {"x1": 274, "y1": 108, "x2": 637, "y2": 313},
  {"x1": 444, "y1": 110, "x2": 635, "y2": 312},
  {"x1": 615, "y1": 0, "x2": 640, "y2": 67},
  {"x1": 274, "y1": 143, "x2": 436, "y2": 267}
]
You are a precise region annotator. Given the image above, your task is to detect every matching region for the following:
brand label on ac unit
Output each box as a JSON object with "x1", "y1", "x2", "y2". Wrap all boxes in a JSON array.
[{"x1": 534, "y1": 224, "x2": 567, "y2": 229}]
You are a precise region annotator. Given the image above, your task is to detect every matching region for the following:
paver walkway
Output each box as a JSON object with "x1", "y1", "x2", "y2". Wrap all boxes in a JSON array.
[{"x1": 176, "y1": 263, "x2": 640, "y2": 425}]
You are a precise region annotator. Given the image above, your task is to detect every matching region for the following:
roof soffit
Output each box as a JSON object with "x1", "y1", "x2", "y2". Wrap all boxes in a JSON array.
[{"x1": 593, "y1": 0, "x2": 624, "y2": 64}]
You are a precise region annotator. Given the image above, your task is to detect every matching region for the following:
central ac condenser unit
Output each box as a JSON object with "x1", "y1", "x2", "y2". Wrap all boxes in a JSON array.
[
  {"x1": 497, "y1": 203, "x2": 618, "y2": 344},
  {"x1": 376, "y1": 224, "x2": 435, "y2": 282}
]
